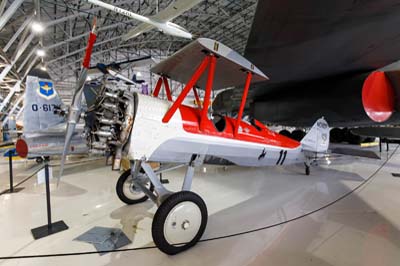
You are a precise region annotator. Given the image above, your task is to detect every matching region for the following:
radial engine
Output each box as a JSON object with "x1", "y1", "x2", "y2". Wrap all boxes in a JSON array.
[{"x1": 84, "y1": 84, "x2": 136, "y2": 170}]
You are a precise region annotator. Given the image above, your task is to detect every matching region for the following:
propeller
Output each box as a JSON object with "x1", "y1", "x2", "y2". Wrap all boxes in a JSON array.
[{"x1": 59, "y1": 17, "x2": 98, "y2": 181}]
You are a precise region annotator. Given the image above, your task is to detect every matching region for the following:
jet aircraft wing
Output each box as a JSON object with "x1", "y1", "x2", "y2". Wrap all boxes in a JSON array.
[
  {"x1": 213, "y1": 0, "x2": 400, "y2": 127},
  {"x1": 151, "y1": 38, "x2": 268, "y2": 90}
]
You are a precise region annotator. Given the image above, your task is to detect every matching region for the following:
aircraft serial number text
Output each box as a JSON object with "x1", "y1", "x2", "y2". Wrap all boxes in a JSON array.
[{"x1": 31, "y1": 104, "x2": 57, "y2": 112}]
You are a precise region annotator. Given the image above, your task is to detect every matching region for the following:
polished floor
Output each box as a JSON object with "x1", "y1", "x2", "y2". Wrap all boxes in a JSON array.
[{"x1": 0, "y1": 144, "x2": 400, "y2": 265}]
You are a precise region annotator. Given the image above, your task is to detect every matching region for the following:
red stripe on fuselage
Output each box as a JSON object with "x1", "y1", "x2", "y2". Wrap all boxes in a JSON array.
[{"x1": 179, "y1": 105, "x2": 300, "y2": 149}]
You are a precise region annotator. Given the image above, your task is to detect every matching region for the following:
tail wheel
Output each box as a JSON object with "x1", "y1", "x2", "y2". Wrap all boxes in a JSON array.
[
  {"x1": 305, "y1": 164, "x2": 310, "y2": 175},
  {"x1": 116, "y1": 169, "x2": 154, "y2": 205},
  {"x1": 152, "y1": 191, "x2": 208, "y2": 255}
]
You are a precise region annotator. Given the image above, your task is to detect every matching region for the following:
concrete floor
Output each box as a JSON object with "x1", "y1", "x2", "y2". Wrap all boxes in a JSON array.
[{"x1": 0, "y1": 144, "x2": 400, "y2": 265}]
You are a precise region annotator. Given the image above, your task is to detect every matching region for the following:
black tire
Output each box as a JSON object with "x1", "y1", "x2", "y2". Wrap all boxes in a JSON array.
[
  {"x1": 36, "y1": 157, "x2": 43, "y2": 164},
  {"x1": 330, "y1": 128, "x2": 344, "y2": 143},
  {"x1": 152, "y1": 191, "x2": 208, "y2": 255},
  {"x1": 347, "y1": 131, "x2": 363, "y2": 145},
  {"x1": 292, "y1": 130, "x2": 306, "y2": 141},
  {"x1": 116, "y1": 169, "x2": 154, "y2": 205},
  {"x1": 279, "y1": 129, "x2": 292, "y2": 138}
]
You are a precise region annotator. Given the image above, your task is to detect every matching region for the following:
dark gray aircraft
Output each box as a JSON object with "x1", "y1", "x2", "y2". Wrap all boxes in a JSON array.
[{"x1": 213, "y1": 0, "x2": 400, "y2": 128}]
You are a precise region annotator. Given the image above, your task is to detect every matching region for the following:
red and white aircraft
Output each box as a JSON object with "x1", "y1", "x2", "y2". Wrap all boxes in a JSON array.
[{"x1": 61, "y1": 33, "x2": 329, "y2": 254}]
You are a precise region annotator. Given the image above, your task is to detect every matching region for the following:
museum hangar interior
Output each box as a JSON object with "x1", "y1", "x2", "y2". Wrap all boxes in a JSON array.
[{"x1": 1, "y1": 0, "x2": 400, "y2": 265}]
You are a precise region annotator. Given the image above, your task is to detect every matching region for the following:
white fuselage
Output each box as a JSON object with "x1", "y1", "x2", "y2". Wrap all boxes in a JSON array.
[{"x1": 127, "y1": 94, "x2": 304, "y2": 167}]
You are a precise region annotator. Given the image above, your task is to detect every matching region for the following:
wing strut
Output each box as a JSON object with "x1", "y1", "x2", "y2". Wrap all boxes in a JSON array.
[
  {"x1": 192, "y1": 87, "x2": 201, "y2": 108},
  {"x1": 152, "y1": 76, "x2": 172, "y2": 101},
  {"x1": 234, "y1": 72, "x2": 253, "y2": 137},
  {"x1": 161, "y1": 54, "x2": 212, "y2": 123},
  {"x1": 158, "y1": 51, "x2": 253, "y2": 136},
  {"x1": 200, "y1": 55, "x2": 216, "y2": 131}
]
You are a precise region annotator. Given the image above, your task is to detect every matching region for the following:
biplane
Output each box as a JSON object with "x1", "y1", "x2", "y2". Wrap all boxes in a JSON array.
[{"x1": 59, "y1": 21, "x2": 329, "y2": 255}]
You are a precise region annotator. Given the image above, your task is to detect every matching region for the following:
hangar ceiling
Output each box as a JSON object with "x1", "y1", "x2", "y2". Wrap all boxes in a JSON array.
[{"x1": 0, "y1": 0, "x2": 258, "y2": 112}]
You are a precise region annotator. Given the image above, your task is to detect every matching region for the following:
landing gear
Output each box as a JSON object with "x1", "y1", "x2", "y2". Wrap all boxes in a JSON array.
[
  {"x1": 152, "y1": 191, "x2": 207, "y2": 255},
  {"x1": 124, "y1": 155, "x2": 206, "y2": 254},
  {"x1": 304, "y1": 162, "x2": 311, "y2": 175},
  {"x1": 116, "y1": 169, "x2": 154, "y2": 205}
]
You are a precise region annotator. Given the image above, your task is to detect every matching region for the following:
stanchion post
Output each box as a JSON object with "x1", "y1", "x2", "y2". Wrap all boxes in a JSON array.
[
  {"x1": 31, "y1": 157, "x2": 68, "y2": 239},
  {"x1": 44, "y1": 158, "x2": 52, "y2": 229},
  {"x1": 8, "y1": 152, "x2": 13, "y2": 193}
]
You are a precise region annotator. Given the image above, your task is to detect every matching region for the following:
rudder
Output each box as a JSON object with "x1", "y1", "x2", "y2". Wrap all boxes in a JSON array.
[
  {"x1": 301, "y1": 117, "x2": 330, "y2": 153},
  {"x1": 23, "y1": 69, "x2": 65, "y2": 134}
]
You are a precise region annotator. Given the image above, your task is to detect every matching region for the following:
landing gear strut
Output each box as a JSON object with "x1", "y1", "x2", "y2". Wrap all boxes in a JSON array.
[
  {"x1": 116, "y1": 169, "x2": 154, "y2": 205},
  {"x1": 305, "y1": 163, "x2": 310, "y2": 175},
  {"x1": 124, "y1": 154, "x2": 207, "y2": 254}
]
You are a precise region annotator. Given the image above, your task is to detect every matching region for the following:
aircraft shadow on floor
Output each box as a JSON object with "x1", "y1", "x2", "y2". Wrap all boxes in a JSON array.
[
  {"x1": 104, "y1": 156, "x2": 398, "y2": 245},
  {"x1": 100, "y1": 160, "x2": 400, "y2": 265}
]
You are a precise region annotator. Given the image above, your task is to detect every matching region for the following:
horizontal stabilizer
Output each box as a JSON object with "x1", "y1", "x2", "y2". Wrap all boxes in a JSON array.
[{"x1": 331, "y1": 147, "x2": 380, "y2": 159}]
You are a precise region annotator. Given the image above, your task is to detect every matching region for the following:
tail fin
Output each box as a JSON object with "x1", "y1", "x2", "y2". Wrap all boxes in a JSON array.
[
  {"x1": 23, "y1": 69, "x2": 65, "y2": 134},
  {"x1": 301, "y1": 117, "x2": 330, "y2": 153}
]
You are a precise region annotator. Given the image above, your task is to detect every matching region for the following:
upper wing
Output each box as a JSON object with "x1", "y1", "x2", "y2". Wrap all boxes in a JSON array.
[
  {"x1": 150, "y1": 0, "x2": 203, "y2": 22},
  {"x1": 151, "y1": 38, "x2": 268, "y2": 90},
  {"x1": 122, "y1": 23, "x2": 155, "y2": 41}
]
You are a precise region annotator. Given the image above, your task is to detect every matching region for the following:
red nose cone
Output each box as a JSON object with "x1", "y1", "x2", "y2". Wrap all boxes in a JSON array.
[
  {"x1": 362, "y1": 71, "x2": 395, "y2": 122},
  {"x1": 16, "y1": 139, "x2": 28, "y2": 158}
]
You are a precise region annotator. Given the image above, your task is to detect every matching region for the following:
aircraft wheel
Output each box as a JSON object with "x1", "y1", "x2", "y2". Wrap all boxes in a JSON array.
[
  {"x1": 279, "y1": 129, "x2": 292, "y2": 138},
  {"x1": 36, "y1": 157, "x2": 43, "y2": 164},
  {"x1": 116, "y1": 169, "x2": 154, "y2": 205},
  {"x1": 152, "y1": 191, "x2": 208, "y2": 255}
]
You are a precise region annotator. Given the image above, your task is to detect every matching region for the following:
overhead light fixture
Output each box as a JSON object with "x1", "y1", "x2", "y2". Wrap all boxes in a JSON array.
[
  {"x1": 31, "y1": 21, "x2": 44, "y2": 33},
  {"x1": 36, "y1": 49, "x2": 45, "y2": 57},
  {"x1": 136, "y1": 71, "x2": 142, "y2": 77},
  {"x1": 40, "y1": 65, "x2": 47, "y2": 71},
  {"x1": 86, "y1": 76, "x2": 92, "y2": 81}
]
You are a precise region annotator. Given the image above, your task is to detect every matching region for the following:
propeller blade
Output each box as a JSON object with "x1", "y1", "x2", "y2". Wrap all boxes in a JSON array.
[
  {"x1": 59, "y1": 18, "x2": 97, "y2": 181},
  {"x1": 59, "y1": 70, "x2": 86, "y2": 180},
  {"x1": 59, "y1": 122, "x2": 76, "y2": 181}
]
